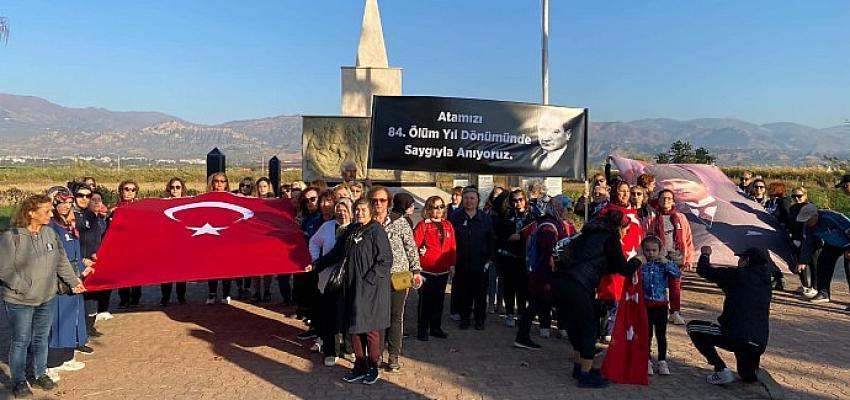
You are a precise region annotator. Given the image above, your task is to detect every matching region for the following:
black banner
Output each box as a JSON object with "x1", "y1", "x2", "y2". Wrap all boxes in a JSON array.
[{"x1": 369, "y1": 96, "x2": 587, "y2": 179}]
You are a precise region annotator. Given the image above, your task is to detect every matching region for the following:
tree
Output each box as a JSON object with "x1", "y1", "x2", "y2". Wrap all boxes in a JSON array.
[
  {"x1": 656, "y1": 140, "x2": 715, "y2": 164},
  {"x1": 0, "y1": 17, "x2": 8, "y2": 45}
]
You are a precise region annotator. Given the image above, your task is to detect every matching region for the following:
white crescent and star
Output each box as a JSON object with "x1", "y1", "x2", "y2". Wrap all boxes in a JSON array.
[{"x1": 163, "y1": 201, "x2": 255, "y2": 237}]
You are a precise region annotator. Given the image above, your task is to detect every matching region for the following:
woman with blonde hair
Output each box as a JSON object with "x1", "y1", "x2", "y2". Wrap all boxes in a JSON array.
[{"x1": 413, "y1": 195, "x2": 456, "y2": 340}]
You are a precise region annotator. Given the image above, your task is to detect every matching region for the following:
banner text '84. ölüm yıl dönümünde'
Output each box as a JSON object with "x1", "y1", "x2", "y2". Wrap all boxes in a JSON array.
[{"x1": 369, "y1": 96, "x2": 588, "y2": 179}]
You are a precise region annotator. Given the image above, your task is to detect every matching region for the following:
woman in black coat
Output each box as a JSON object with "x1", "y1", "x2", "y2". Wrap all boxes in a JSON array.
[{"x1": 314, "y1": 198, "x2": 392, "y2": 385}]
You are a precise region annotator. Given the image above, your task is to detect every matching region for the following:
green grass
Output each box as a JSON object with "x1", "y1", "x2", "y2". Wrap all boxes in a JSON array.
[{"x1": 0, "y1": 206, "x2": 13, "y2": 230}]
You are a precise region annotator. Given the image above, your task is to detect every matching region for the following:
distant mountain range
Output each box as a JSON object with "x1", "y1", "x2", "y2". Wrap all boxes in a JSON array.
[{"x1": 1, "y1": 93, "x2": 847, "y2": 165}]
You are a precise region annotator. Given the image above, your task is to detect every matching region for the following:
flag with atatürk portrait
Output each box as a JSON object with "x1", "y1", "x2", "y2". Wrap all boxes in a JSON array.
[
  {"x1": 609, "y1": 155, "x2": 795, "y2": 270},
  {"x1": 83, "y1": 192, "x2": 311, "y2": 291}
]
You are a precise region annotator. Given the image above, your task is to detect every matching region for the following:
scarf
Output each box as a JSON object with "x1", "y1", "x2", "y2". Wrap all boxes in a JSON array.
[{"x1": 650, "y1": 207, "x2": 686, "y2": 254}]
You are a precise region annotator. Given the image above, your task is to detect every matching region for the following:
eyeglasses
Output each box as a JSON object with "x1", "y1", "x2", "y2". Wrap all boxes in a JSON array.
[
  {"x1": 372, "y1": 198, "x2": 389, "y2": 204},
  {"x1": 123, "y1": 187, "x2": 137, "y2": 192},
  {"x1": 75, "y1": 193, "x2": 93, "y2": 199},
  {"x1": 169, "y1": 185, "x2": 182, "y2": 190}
]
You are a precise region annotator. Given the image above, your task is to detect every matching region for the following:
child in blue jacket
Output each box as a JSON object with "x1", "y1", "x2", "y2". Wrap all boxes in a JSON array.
[{"x1": 641, "y1": 235, "x2": 681, "y2": 376}]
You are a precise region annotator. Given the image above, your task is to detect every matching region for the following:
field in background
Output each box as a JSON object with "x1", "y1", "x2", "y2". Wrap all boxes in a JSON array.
[{"x1": 2, "y1": 164, "x2": 849, "y2": 230}]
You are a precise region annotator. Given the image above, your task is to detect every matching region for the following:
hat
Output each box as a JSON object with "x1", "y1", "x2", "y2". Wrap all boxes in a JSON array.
[
  {"x1": 47, "y1": 186, "x2": 72, "y2": 206},
  {"x1": 835, "y1": 174, "x2": 850, "y2": 188},
  {"x1": 69, "y1": 181, "x2": 93, "y2": 194},
  {"x1": 795, "y1": 203, "x2": 818, "y2": 223},
  {"x1": 734, "y1": 247, "x2": 770, "y2": 265}
]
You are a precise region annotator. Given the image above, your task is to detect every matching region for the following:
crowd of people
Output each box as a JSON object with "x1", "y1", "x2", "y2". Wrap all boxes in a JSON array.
[{"x1": 3, "y1": 162, "x2": 850, "y2": 396}]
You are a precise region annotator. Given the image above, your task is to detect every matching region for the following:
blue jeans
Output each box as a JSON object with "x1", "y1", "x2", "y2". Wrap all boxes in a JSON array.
[{"x1": 4, "y1": 298, "x2": 55, "y2": 384}]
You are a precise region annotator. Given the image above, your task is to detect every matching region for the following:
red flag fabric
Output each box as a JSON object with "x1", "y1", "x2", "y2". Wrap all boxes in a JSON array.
[
  {"x1": 84, "y1": 192, "x2": 311, "y2": 291},
  {"x1": 601, "y1": 268, "x2": 650, "y2": 385}
]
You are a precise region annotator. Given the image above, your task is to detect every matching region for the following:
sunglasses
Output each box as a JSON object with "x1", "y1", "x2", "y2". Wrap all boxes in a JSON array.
[
  {"x1": 754, "y1": 185, "x2": 766, "y2": 189},
  {"x1": 372, "y1": 198, "x2": 389, "y2": 204},
  {"x1": 75, "y1": 193, "x2": 93, "y2": 199},
  {"x1": 630, "y1": 192, "x2": 643, "y2": 196},
  {"x1": 169, "y1": 185, "x2": 182, "y2": 190},
  {"x1": 792, "y1": 194, "x2": 804, "y2": 199},
  {"x1": 123, "y1": 187, "x2": 137, "y2": 192},
  {"x1": 433, "y1": 205, "x2": 446, "y2": 209},
  {"x1": 240, "y1": 183, "x2": 252, "y2": 188}
]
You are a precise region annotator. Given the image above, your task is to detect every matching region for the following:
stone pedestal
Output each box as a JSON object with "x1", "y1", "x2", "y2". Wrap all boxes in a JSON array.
[{"x1": 341, "y1": 67, "x2": 402, "y2": 117}]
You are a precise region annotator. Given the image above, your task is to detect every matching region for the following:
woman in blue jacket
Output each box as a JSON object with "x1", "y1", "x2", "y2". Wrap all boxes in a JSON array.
[{"x1": 46, "y1": 188, "x2": 94, "y2": 379}]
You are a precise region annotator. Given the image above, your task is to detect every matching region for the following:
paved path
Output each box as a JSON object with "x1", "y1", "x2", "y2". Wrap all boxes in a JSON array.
[{"x1": 1, "y1": 272, "x2": 848, "y2": 400}]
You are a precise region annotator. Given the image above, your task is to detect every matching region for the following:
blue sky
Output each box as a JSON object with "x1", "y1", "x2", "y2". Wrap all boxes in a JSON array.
[{"x1": 2, "y1": 1, "x2": 848, "y2": 127}]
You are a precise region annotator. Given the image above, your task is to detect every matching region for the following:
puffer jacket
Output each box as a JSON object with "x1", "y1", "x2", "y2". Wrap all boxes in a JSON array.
[
  {"x1": 697, "y1": 253, "x2": 771, "y2": 346},
  {"x1": 553, "y1": 221, "x2": 640, "y2": 296}
]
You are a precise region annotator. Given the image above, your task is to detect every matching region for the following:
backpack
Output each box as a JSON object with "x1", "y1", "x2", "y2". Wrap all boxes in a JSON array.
[
  {"x1": 525, "y1": 221, "x2": 557, "y2": 273},
  {"x1": 553, "y1": 232, "x2": 581, "y2": 269}
]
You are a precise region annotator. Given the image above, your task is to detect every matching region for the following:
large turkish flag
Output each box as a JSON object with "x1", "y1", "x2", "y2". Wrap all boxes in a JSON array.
[
  {"x1": 84, "y1": 192, "x2": 311, "y2": 291},
  {"x1": 601, "y1": 268, "x2": 650, "y2": 385}
]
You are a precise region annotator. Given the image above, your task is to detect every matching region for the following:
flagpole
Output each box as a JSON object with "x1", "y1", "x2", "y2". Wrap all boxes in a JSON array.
[{"x1": 542, "y1": 0, "x2": 549, "y2": 106}]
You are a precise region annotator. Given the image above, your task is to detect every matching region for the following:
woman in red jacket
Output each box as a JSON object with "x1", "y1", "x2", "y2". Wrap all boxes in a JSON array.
[
  {"x1": 413, "y1": 195, "x2": 457, "y2": 341},
  {"x1": 647, "y1": 189, "x2": 695, "y2": 325}
]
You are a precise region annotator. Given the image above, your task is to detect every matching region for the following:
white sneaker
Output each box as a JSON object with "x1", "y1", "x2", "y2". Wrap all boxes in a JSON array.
[
  {"x1": 46, "y1": 368, "x2": 61, "y2": 382},
  {"x1": 205, "y1": 296, "x2": 216, "y2": 305},
  {"x1": 223, "y1": 296, "x2": 232, "y2": 305},
  {"x1": 539, "y1": 328, "x2": 550, "y2": 339},
  {"x1": 707, "y1": 368, "x2": 735, "y2": 385},
  {"x1": 669, "y1": 312, "x2": 686, "y2": 325},
  {"x1": 802, "y1": 288, "x2": 818, "y2": 299},
  {"x1": 657, "y1": 360, "x2": 670, "y2": 375},
  {"x1": 557, "y1": 329, "x2": 568, "y2": 339},
  {"x1": 95, "y1": 312, "x2": 114, "y2": 321},
  {"x1": 648, "y1": 360, "x2": 654, "y2": 376},
  {"x1": 323, "y1": 356, "x2": 338, "y2": 367},
  {"x1": 504, "y1": 315, "x2": 516, "y2": 327},
  {"x1": 450, "y1": 313, "x2": 461, "y2": 322},
  {"x1": 59, "y1": 360, "x2": 86, "y2": 371}
]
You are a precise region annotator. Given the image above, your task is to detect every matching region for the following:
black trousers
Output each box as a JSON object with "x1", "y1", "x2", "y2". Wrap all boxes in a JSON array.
[
  {"x1": 687, "y1": 320, "x2": 765, "y2": 382},
  {"x1": 294, "y1": 271, "x2": 319, "y2": 319},
  {"x1": 516, "y1": 294, "x2": 552, "y2": 341},
  {"x1": 499, "y1": 255, "x2": 528, "y2": 317},
  {"x1": 647, "y1": 306, "x2": 669, "y2": 361},
  {"x1": 817, "y1": 245, "x2": 849, "y2": 298},
  {"x1": 798, "y1": 247, "x2": 820, "y2": 288},
  {"x1": 277, "y1": 274, "x2": 293, "y2": 303},
  {"x1": 118, "y1": 286, "x2": 141, "y2": 305},
  {"x1": 455, "y1": 267, "x2": 488, "y2": 323},
  {"x1": 91, "y1": 290, "x2": 112, "y2": 313},
  {"x1": 160, "y1": 282, "x2": 187, "y2": 303},
  {"x1": 553, "y1": 278, "x2": 597, "y2": 360},
  {"x1": 386, "y1": 288, "x2": 409, "y2": 363},
  {"x1": 417, "y1": 273, "x2": 449, "y2": 334},
  {"x1": 208, "y1": 279, "x2": 232, "y2": 297}
]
